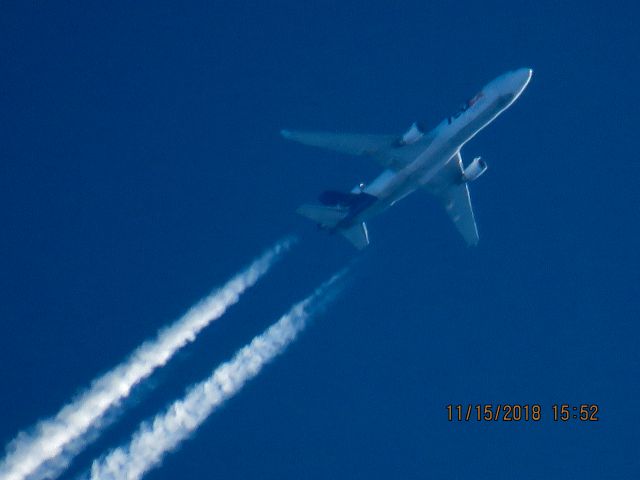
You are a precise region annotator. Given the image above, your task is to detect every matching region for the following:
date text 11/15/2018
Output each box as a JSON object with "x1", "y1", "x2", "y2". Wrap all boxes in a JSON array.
[{"x1": 446, "y1": 404, "x2": 599, "y2": 422}]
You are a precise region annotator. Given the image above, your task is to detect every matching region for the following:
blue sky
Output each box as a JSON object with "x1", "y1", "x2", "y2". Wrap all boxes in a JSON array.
[{"x1": 0, "y1": 1, "x2": 638, "y2": 479}]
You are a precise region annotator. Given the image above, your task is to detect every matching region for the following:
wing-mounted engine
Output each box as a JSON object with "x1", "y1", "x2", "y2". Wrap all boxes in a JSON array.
[
  {"x1": 462, "y1": 156, "x2": 487, "y2": 182},
  {"x1": 398, "y1": 122, "x2": 425, "y2": 145}
]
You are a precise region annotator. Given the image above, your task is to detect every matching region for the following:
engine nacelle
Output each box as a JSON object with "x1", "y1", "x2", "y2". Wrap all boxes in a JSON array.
[
  {"x1": 398, "y1": 122, "x2": 425, "y2": 145},
  {"x1": 462, "y1": 157, "x2": 487, "y2": 182}
]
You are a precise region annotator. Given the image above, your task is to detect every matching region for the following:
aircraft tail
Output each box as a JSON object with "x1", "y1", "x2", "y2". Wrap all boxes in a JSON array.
[
  {"x1": 296, "y1": 204, "x2": 369, "y2": 250},
  {"x1": 340, "y1": 222, "x2": 369, "y2": 250},
  {"x1": 296, "y1": 204, "x2": 347, "y2": 229}
]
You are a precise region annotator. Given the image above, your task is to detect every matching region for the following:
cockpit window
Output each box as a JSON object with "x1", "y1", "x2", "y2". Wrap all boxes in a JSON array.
[{"x1": 448, "y1": 91, "x2": 484, "y2": 124}]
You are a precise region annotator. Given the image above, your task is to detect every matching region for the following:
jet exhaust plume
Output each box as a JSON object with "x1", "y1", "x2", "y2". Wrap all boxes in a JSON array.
[
  {"x1": 0, "y1": 237, "x2": 295, "y2": 480},
  {"x1": 89, "y1": 271, "x2": 345, "y2": 480}
]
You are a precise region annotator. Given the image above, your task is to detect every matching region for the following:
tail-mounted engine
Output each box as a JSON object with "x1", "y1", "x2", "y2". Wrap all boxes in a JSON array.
[{"x1": 462, "y1": 157, "x2": 488, "y2": 182}]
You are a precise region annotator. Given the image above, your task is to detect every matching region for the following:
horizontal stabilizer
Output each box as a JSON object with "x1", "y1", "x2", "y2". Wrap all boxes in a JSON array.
[
  {"x1": 281, "y1": 130, "x2": 396, "y2": 156},
  {"x1": 319, "y1": 190, "x2": 378, "y2": 210},
  {"x1": 296, "y1": 204, "x2": 347, "y2": 229},
  {"x1": 340, "y1": 222, "x2": 370, "y2": 250},
  {"x1": 319, "y1": 190, "x2": 360, "y2": 206}
]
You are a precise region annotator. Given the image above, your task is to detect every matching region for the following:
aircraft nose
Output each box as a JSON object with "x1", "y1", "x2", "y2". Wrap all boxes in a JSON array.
[
  {"x1": 487, "y1": 68, "x2": 533, "y2": 100},
  {"x1": 509, "y1": 67, "x2": 533, "y2": 94}
]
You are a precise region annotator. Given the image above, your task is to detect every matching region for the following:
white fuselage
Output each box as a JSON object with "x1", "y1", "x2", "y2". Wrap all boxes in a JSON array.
[{"x1": 344, "y1": 68, "x2": 533, "y2": 228}]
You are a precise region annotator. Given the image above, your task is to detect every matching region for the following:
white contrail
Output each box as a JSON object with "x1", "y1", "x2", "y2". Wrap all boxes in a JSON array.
[
  {"x1": 0, "y1": 237, "x2": 295, "y2": 480},
  {"x1": 89, "y1": 272, "x2": 344, "y2": 480}
]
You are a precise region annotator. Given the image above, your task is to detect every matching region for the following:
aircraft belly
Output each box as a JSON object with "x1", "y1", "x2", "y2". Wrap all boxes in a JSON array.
[
  {"x1": 451, "y1": 94, "x2": 513, "y2": 147},
  {"x1": 287, "y1": 68, "x2": 534, "y2": 249},
  {"x1": 341, "y1": 93, "x2": 513, "y2": 232},
  {"x1": 346, "y1": 170, "x2": 423, "y2": 227},
  {"x1": 364, "y1": 169, "x2": 396, "y2": 196}
]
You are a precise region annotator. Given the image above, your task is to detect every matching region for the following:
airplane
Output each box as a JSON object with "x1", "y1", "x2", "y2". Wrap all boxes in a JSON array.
[{"x1": 281, "y1": 67, "x2": 533, "y2": 249}]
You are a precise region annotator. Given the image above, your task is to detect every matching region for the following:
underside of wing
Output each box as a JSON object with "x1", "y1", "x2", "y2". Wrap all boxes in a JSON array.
[
  {"x1": 280, "y1": 129, "x2": 427, "y2": 170},
  {"x1": 441, "y1": 183, "x2": 479, "y2": 246},
  {"x1": 423, "y1": 152, "x2": 479, "y2": 246},
  {"x1": 281, "y1": 129, "x2": 396, "y2": 156}
]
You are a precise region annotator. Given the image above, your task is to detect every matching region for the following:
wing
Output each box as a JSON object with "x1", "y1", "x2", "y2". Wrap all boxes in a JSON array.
[
  {"x1": 281, "y1": 129, "x2": 432, "y2": 170},
  {"x1": 281, "y1": 130, "x2": 396, "y2": 156},
  {"x1": 422, "y1": 152, "x2": 479, "y2": 246}
]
